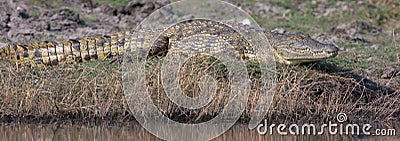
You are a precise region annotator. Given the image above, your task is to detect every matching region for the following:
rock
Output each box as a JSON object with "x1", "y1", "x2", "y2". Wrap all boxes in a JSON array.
[
  {"x1": 0, "y1": 42, "x2": 7, "y2": 48},
  {"x1": 16, "y1": 6, "x2": 29, "y2": 19},
  {"x1": 369, "y1": 44, "x2": 379, "y2": 50},
  {"x1": 271, "y1": 28, "x2": 286, "y2": 34}
]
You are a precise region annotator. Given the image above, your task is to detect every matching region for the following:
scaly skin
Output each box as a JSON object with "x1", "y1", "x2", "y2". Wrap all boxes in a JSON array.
[{"x1": 0, "y1": 19, "x2": 339, "y2": 66}]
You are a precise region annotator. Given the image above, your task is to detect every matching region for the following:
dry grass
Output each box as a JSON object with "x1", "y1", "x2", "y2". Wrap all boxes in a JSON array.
[
  {"x1": 0, "y1": 56, "x2": 398, "y2": 124},
  {"x1": 0, "y1": 61, "x2": 129, "y2": 123},
  {"x1": 268, "y1": 63, "x2": 399, "y2": 123},
  {"x1": 0, "y1": 0, "x2": 396, "y2": 126}
]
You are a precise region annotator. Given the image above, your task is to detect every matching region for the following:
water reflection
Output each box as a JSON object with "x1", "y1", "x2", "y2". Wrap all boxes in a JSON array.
[{"x1": 0, "y1": 122, "x2": 398, "y2": 141}]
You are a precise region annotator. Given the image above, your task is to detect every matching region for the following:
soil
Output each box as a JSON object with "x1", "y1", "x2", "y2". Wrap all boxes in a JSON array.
[{"x1": 0, "y1": 0, "x2": 169, "y2": 42}]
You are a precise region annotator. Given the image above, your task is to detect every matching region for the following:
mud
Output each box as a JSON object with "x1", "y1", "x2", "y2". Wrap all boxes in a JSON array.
[{"x1": 0, "y1": 0, "x2": 169, "y2": 42}]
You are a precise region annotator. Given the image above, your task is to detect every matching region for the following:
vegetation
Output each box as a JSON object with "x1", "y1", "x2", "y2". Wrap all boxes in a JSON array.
[{"x1": 0, "y1": 0, "x2": 398, "y2": 125}]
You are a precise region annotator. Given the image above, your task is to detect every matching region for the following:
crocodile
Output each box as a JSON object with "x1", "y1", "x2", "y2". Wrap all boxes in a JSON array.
[{"x1": 0, "y1": 19, "x2": 339, "y2": 66}]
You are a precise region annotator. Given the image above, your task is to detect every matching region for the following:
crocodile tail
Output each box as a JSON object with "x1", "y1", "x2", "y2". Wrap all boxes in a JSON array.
[{"x1": 0, "y1": 31, "x2": 131, "y2": 66}]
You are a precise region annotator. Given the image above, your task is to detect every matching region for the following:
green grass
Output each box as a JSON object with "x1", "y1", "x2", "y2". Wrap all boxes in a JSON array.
[
  {"x1": 27, "y1": 0, "x2": 71, "y2": 9},
  {"x1": 28, "y1": 9, "x2": 40, "y2": 17},
  {"x1": 92, "y1": 0, "x2": 132, "y2": 7},
  {"x1": 0, "y1": 38, "x2": 11, "y2": 44},
  {"x1": 81, "y1": 15, "x2": 100, "y2": 23}
]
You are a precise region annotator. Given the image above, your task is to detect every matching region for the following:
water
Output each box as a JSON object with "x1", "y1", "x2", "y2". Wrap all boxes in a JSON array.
[{"x1": 0, "y1": 122, "x2": 398, "y2": 141}]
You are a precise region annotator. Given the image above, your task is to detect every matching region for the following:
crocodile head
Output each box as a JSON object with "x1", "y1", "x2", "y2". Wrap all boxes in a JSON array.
[{"x1": 266, "y1": 32, "x2": 339, "y2": 65}]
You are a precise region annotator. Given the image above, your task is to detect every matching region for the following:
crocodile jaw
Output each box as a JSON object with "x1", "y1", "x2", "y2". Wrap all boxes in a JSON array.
[
  {"x1": 268, "y1": 32, "x2": 339, "y2": 65},
  {"x1": 273, "y1": 46, "x2": 339, "y2": 65}
]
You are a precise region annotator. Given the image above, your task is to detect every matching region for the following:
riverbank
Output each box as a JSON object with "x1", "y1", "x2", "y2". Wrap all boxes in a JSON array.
[{"x1": 0, "y1": 0, "x2": 399, "y2": 125}]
